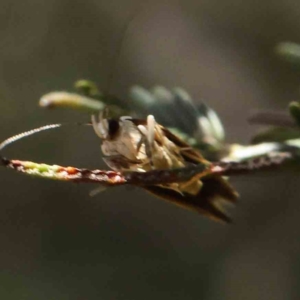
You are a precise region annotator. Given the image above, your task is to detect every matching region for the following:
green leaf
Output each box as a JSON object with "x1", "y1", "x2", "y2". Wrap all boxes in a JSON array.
[
  {"x1": 289, "y1": 101, "x2": 300, "y2": 127},
  {"x1": 251, "y1": 127, "x2": 300, "y2": 144}
]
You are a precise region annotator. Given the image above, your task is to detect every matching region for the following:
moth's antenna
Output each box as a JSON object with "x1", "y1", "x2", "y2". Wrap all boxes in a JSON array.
[
  {"x1": 106, "y1": 3, "x2": 145, "y2": 94},
  {"x1": 0, "y1": 124, "x2": 61, "y2": 153},
  {"x1": 0, "y1": 123, "x2": 91, "y2": 154}
]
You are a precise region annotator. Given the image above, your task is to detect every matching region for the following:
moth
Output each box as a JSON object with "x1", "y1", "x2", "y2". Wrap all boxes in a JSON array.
[
  {"x1": 91, "y1": 111, "x2": 239, "y2": 223},
  {"x1": 0, "y1": 109, "x2": 291, "y2": 224},
  {"x1": 2, "y1": 82, "x2": 292, "y2": 224}
]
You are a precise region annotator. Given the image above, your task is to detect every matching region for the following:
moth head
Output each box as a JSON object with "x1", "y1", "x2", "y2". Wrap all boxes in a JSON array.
[{"x1": 92, "y1": 109, "x2": 121, "y2": 140}]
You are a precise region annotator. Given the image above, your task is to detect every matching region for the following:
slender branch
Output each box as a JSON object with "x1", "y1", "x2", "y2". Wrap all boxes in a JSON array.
[
  {"x1": 1, "y1": 152, "x2": 292, "y2": 186},
  {"x1": 39, "y1": 92, "x2": 105, "y2": 112},
  {"x1": 248, "y1": 110, "x2": 296, "y2": 127}
]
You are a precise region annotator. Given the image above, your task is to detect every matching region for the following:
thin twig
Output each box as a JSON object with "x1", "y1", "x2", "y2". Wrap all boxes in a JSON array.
[
  {"x1": 248, "y1": 110, "x2": 296, "y2": 127},
  {"x1": 1, "y1": 152, "x2": 292, "y2": 186}
]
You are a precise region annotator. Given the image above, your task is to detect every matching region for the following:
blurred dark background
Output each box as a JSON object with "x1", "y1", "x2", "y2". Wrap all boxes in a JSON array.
[{"x1": 0, "y1": 0, "x2": 300, "y2": 299}]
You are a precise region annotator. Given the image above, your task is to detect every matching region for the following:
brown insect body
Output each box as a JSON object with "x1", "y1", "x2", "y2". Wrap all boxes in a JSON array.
[{"x1": 92, "y1": 113, "x2": 238, "y2": 223}]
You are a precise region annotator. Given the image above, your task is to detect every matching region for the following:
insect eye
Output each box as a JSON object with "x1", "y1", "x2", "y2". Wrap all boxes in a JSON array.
[{"x1": 107, "y1": 119, "x2": 120, "y2": 137}]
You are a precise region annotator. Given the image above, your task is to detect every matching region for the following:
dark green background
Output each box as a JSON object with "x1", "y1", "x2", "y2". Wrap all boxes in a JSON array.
[{"x1": 0, "y1": 1, "x2": 299, "y2": 299}]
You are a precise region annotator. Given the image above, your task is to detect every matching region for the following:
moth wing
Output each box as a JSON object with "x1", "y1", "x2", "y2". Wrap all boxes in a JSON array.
[
  {"x1": 144, "y1": 185, "x2": 234, "y2": 223},
  {"x1": 131, "y1": 118, "x2": 238, "y2": 220},
  {"x1": 159, "y1": 126, "x2": 208, "y2": 164}
]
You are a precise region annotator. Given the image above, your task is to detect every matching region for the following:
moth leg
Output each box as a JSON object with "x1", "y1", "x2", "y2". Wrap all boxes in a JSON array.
[
  {"x1": 120, "y1": 116, "x2": 132, "y2": 121},
  {"x1": 91, "y1": 114, "x2": 102, "y2": 138},
  {"x1": 89, "y1": 185, "x2": 107, "y2": 197},
  {"x1": 179, "y1": 147, "x2": 193, "y2": 152},
  {"x1": 91, "y1": 109, "x2": 109, "y2": 139},
  {"x1": 179, "y1": 176, "x2": 203, "y2": 195},
  {"x1": 179, "y1": 167, "x2": 212, "y2": 195},
  {"x1": 146, "y1": 115, "x2": 156, "y2": 149},
  {"x1": 136, "y1": 133, "x2": 147, "y2": 155},
  {"x1": 103, "y1": 155, "x2": 143, "y2": 171},
  {"x1": 137, "y1": 125, "x2": 153, "y2": 167},
  {"x1": 137, "y1": 115, "x2": 157, "y2": 167}
]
